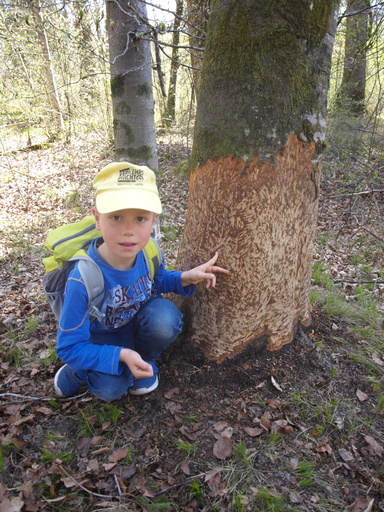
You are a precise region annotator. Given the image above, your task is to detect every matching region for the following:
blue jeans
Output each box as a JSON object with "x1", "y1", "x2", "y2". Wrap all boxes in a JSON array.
[{"x1": 82, "y1": 296, "x2": 183, "y2": 401}]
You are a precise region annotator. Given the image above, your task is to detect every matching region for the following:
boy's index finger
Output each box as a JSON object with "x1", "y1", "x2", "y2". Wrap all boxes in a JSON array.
[{"x1": 207, "y1": 251, "x2": 219, "y2": 266}]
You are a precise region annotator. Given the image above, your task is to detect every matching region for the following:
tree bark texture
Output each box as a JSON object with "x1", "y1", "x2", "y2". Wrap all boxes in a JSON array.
[
  {"x1": 186, "y1": 0, "x2": 210, "y2": 99},
  {"x1": 338, "y1": 0, "x2": 370, "y2": 114},
  {"x1": 165, "y1": 0, "x2": 184, "y2": 125},
  {"x1": 175, "y1": 0, "x2": 339, "y2": 362},
  {"x1": 106, "y1": 0, "x2": 158, "y2": 169},
  {"x1": 30, "y1": 0, "x2": 64, "y2": 133}
]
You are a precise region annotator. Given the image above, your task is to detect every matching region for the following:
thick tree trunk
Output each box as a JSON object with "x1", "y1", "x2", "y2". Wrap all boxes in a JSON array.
[
  {"x1": 337, "y1": 0, "x2": 370, "y2": 115},
  {"x1": 106, "y1": 0, "x2": 158, "y2": 169},
  {"x1": 175, "y1": 0, "x2": 339, "y2": 362},
  {"x1": 186, "y1": 0, "x2": 210, "y2": 99}
]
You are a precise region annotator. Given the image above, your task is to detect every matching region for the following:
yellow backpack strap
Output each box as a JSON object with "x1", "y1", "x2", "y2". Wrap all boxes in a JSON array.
[{"x1": 143, "y1": 238, "x2": 162, "y2": 280}]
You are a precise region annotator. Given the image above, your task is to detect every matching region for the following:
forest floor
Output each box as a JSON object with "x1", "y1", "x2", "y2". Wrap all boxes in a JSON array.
[{"x1": 1, "y1": 130, "x2": 384, "y2": 512}]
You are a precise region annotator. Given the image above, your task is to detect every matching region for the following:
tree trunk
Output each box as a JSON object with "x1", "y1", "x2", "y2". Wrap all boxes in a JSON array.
[
  {"x1": 106, "y1": 0, "x2": 158, "y2": 169},
  {"x1": 175, "y1": 0, "x2": 339, "y2": 362},
  {"x1": 30, "y1": 0, "x2": 64, "y2": 133},
  {"x1": 337, "y1": 0, "x2": 370, "y2": 115},
  {"x1": 165, "y1": 0, "x2": 184, "y2": 126},
  {"x1": 186, "y1": 0, "x2": 210, "y2": 100}
]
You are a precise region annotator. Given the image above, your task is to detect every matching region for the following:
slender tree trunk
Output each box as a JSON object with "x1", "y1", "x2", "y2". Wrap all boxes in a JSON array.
[
  {"x1": 337, "y1": 0, "x2": 370, "y2": 115},
  {"x1": 165, "y1": 0, "x2": 184, "y2": 126},
  {"x1": 175, "y1": 0, "x2": 339, "y2": 362},
  {"x1": 106, "y1": 0, "x2": 158, "y2": 169},
  {"x1": 30, "y1": 0, "x2": 64, "y2": 133}
]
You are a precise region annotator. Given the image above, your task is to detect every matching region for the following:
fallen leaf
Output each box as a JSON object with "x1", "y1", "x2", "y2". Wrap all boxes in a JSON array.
[
  {"x1": 220, "y1": 427, "x2": 233, "y2": 439},
  {"x1": 290, "y1": 458, "x2": 299, "y2": 470},
  {"x1": 338, "y1": 448, "x2": 354, "y2": 462},
  {"x1": 356, "y1": 389, "x2": 369, "y2": 402},
  {"x1": 372, "y1": 354, "x2": 384, "y2": 366},
  {"x1": 181, "y1": 459, "x2": 190, "y2": 475},
  {"x1": 271, "y1": 376, "x2": 282, "y2": 392},
  {"x1": 109, "y1": 447, "x2": 128, "y2": 463},
  {"x1": 179, "y1": 425, "x2": 197, "y2": 441},
  {"x1": 260, "y1": 413, "x2": 272, "y2": 430},
  {"x1": 76, "y1": 438, "x2": 92, "y2": 457},
  {"x1": 349, "y1": 497, "x2": 374, "y2": 512},
  {"x1": 316, "y1": 443, "x2": 332, "y2": 455},
  {"x1": 365, "y1": 435, "x2": 383, "y2": 457},
  {"x1": 0, "y1": 494, "x2": 24, "y2": 512},
  {"x1": 164, "y1": 387, "x2": 179, "y2": 399},
  {"x1": 244, "y1": 427, "x2": 263, "y2": 437},
  {"x1": 213, "y1": 437, "x2": 233, "y2": 460},
  {"x1": 265, "y1": 398, "x2": 282, "y2": 409},
  {"x1": 213, "y1": 421, "x2": 228, "y2": 432},
  {"x1": 332, "y1": 323, "x2": 339, "y2": 331}
]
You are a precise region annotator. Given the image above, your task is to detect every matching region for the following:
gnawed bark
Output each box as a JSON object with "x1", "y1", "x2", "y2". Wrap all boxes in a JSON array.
[{"x1": 175, "y1": 134, "x2": 319, "y2": 362}]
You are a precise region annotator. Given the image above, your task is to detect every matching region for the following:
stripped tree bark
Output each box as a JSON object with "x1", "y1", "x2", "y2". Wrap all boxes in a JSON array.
[{"x1": 175, "y1": 0, "x2": 339, "y2": 361}]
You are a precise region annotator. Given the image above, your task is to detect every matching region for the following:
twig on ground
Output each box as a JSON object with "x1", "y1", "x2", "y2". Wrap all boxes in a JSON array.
[{"x1": 0, "y1": 391, "x2": 88, "y2": 406}]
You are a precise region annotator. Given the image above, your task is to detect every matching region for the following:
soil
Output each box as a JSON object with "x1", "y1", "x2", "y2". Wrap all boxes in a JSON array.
[{"x1": 1, "y1": 136, "x2": 384, "y2": 512}]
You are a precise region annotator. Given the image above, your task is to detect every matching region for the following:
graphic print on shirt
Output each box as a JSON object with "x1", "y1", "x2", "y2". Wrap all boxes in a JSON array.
[{"x1": 99, "y1": 272, "x2": 152, "y2": 329}]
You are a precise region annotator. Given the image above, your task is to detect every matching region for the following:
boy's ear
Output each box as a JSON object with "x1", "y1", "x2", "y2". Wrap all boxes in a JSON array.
[
  {"x1": 153, "y1": 213, "x2": 159, "y2": 226},
  {"x1": 93, "y1": 207, "x2": 101, "y2": 230}
]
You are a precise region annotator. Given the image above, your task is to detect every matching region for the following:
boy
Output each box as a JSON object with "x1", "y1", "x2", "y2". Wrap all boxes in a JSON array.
[{"x1": 54, "y1": 162, "x2": 229, "y2": 401}]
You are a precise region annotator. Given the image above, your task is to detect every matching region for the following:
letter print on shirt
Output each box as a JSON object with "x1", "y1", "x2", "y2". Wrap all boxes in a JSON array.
[{"x1": 99, "y1": 274, "x2": 152, "y2": 329}]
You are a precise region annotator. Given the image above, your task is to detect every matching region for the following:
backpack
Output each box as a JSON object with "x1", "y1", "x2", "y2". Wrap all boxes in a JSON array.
[{"x1": 42, "y1": 215, "x2": 162, "y2": 322}]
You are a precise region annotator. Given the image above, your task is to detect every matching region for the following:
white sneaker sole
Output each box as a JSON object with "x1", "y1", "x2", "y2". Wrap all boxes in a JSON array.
[{"x1": 129, "y1": 375, "x2": 159, "y2": 396}]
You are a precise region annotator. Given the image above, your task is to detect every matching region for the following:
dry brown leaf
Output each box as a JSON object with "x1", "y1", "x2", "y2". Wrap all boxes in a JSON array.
[
  {"x1": 109, "y1": 447, "x2": 128, "y2": 463},
  {"x1": 260, "y1": 413, "x2": 272, "y2": 430},
  {"x1": 339, "y1": 448, "x2": 354, "y2": 462},
  {"x1": 213, "y1": 421, "x2": 228, "y2": 432},
  {"x1": 356, "y1": 389, "x2": 369, "y2": 402},
  {"x1": 265, "y1": 398, "x2": 282, "y2": 409},
  {"x1": 213, "y1": 437, "x2": 233, "y2": 460},
  {"x1": 349, "y1": 497, "x2": 374, "y2": 512},
  {"x1": 179, "y1": 425, "x2": 197, "y2": 441},
  {"x1": 244, "y1": 426, "x2": 263, "y2": 437},
  {"x1": 271, "y1": 376, "x2": 282, "y2": 391},
  {"x1": 181, "y1": 459, "x2": 190, "y2": 475},
  {"x1": 164, "y1": 387, "x2": 179, "y2": 399},
  {"x1": 316, "y1": 443, "x2": 332, "y2": 455},
  {"x1": 290, "y1": 458, "x2": 299, "y2": 470},
  {"x1": 365, "y1": 435, "x2": 383, "y2": 456},
  {"x1": 372, "y1": 354, "x2": 384, "y2": 366}
]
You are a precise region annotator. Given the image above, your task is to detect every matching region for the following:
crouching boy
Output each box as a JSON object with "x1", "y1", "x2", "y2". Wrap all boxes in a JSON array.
[{"x1": 54, "y1": 162, "x2": 229, "y2": 401}]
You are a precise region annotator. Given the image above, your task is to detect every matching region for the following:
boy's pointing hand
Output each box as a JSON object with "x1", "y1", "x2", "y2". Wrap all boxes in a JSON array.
[{"x1": 181, "y1": 252, "x2": 229, "y2": 289}]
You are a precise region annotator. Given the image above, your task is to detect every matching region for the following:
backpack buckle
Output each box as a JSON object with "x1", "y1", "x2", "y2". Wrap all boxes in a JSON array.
[{"x1": 88, "y1": 305, "x2": 105, "y2": 321}]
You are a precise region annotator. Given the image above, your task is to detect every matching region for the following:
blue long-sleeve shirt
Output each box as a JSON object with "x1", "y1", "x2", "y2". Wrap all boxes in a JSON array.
[{"x1": 56, "y1": 239, "x2": 194, "y2": 375}]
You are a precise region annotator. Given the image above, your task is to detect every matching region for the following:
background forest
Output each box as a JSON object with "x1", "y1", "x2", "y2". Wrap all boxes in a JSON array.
[{"x1": 2, "y1": 1, "x2": 384, "y2": 512}]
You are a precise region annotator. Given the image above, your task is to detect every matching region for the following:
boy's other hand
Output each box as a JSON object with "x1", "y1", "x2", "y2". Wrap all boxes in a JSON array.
[
  {"x1": 119, "y1": 348, "x2": 154, "y2": 379},
  {"x1": 180, "y1": 252, "x2": 229, "y2": 289}
]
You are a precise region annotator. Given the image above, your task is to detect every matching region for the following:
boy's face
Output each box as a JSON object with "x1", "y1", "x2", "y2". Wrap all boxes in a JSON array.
[{"x1": 93, "y1": 207, "x2": 158, "y2": 270}]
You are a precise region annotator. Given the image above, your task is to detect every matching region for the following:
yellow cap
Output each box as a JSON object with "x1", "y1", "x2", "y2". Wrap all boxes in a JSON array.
[{"x1": 93, "y1": 162, "x2": 162, "y2": 214}]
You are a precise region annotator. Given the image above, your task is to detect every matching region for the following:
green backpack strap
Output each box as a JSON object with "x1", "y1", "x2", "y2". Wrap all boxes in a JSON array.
[{"x1": 142, "y1": 238, "x2": 162, "y2": 280}]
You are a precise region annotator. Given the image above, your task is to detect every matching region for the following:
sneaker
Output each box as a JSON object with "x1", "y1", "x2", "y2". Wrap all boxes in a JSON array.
[
  {"x1": 54, "y1": 364, "x2": 84, "y2": 398},
  {"x1": 129, "y1": 374, "x2": 159, "y2": 396}
]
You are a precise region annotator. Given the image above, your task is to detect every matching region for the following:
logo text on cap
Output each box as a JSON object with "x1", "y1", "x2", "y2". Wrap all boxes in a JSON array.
[{"x1": 118, "y1": 168, "x2": 144, "y2": 184}]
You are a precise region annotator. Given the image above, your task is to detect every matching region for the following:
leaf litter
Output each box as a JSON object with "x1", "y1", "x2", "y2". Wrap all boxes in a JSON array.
[{"x1": 0, "y1": 135, "x2": 384, "y2": 510}]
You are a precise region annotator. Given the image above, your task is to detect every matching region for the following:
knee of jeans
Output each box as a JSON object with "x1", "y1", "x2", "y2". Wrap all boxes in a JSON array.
[
  {"x1": 84, "y1": 371, "x2": 131, "y2": 402},
  {"x1": 152, "y1": 312, "x2": 183, "y2": 341}
]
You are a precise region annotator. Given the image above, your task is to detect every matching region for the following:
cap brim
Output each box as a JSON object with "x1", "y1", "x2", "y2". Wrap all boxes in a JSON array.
[{"x1": 96, "y1": 189, "x2": 162, "y2": 214}]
